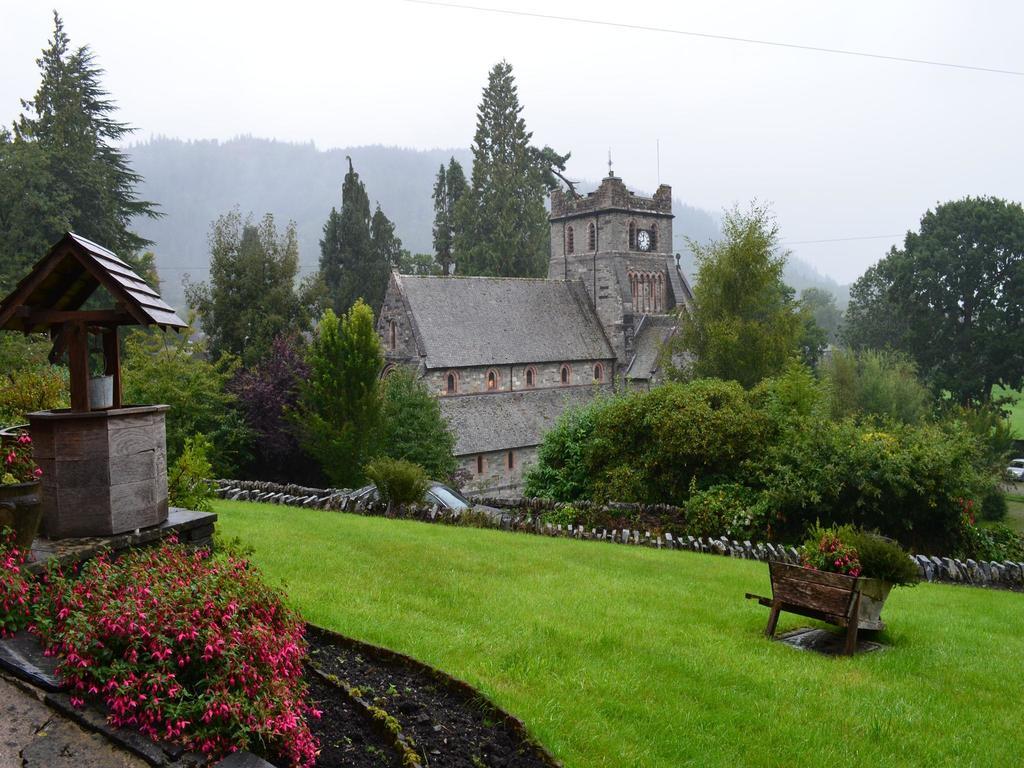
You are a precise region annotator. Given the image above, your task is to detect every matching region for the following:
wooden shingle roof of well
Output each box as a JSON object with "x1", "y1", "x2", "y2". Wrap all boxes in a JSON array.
[{"x1": 0, "y1": 232, "x2": 186, "y2": 333}]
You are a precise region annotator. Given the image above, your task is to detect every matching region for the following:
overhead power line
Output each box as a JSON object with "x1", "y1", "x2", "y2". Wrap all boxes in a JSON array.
[
  {"x1": 404, "y1": 0, "x2": 1024, "y2": 77},
  {"x1": 782, "y1": 234, "x2": 904, "y2": 245}
]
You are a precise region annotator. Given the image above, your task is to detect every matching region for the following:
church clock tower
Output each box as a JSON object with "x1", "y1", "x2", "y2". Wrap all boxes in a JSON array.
[{"x1": 548, "y1": 172, "x2": 693, "y2": 367}]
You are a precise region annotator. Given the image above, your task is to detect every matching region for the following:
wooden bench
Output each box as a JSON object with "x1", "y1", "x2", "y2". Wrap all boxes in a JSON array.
[{"x1": 746, "y1": 560, "x2": 877, "y2": 655}]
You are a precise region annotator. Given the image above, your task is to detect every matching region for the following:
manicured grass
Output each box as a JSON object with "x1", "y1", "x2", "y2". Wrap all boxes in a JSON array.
[{"x1": 215, "y1": 500, "x2": 1024, "y2": 768}]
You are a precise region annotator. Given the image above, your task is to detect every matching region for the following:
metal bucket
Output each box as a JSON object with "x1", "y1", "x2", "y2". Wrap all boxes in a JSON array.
[{"x1": 88, "y1": 375, "x2": 114, "y2": 410}]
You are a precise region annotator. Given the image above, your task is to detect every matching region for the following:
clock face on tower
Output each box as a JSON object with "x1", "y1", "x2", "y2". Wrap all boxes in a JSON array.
[{"x1": 637, "y1": 229, "x2": 652, "y2": 251}]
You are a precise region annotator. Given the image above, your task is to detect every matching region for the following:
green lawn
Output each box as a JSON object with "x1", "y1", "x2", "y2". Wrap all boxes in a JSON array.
[
  {"x1": 1005, "y1": 493, "x2": 1024, "y2": 534},
  {"x1": 215, "y1": 500, "x2": 1024, "y2": 768}
]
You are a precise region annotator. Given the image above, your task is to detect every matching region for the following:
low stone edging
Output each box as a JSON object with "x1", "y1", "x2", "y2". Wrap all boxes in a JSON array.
[{"x1": 215, "y1": 479, "x2": 1024, "y2": 591}]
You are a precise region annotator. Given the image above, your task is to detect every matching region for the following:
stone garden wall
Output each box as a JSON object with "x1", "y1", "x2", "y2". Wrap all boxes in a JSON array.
[{"x1": 215, "y1": 480, "x2": 1024, "y2": 591}]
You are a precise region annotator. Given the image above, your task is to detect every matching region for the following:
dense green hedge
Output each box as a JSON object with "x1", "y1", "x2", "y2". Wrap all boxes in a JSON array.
[{"x1": 525, "y1": 369, "x2": 1008, "y2": 555}]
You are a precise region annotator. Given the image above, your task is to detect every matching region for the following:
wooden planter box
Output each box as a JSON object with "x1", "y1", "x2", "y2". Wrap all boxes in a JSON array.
[
  {"x1": 747, "y1": 560, "x2": 893, "y2": 655},
  {"x1": 27, "y1": 405, "x2": 169, "y2": 538}
]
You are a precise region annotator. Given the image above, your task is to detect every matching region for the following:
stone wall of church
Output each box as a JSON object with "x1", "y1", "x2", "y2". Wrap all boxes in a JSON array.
[
  {"x1": 424, "y1": 360, "x2": 615, "y2": 397},
  {"x1": 378, "y1": 275, "x2": 420, "y2": 363},
  {"x1": 459, "y1": 446, "x2": 538, "y2": 497}
]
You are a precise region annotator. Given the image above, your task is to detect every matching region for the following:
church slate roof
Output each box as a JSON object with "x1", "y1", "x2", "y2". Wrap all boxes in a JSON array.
[
  {"x1": 626, "y1": 315, "x2": 677, "y2": 381},
  {"x1": 439, "y1": 387, "x2": 602, "y2": 455},
  {"x1": 396, "y1": 275, "x2": 615, "y2": 369}
]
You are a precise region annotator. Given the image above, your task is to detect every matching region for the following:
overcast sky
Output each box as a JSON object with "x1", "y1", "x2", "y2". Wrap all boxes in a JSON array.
[{"x1": 2, "y1": 0, "x2": 1022, "y2": 283}]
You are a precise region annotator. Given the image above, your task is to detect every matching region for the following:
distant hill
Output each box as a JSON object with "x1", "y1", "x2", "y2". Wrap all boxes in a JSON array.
[{"x1": 128, "y1": 136, "x2": 847, "y2": 311}]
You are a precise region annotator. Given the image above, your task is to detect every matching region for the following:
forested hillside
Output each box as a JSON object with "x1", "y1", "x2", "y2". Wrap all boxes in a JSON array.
[{"x1": 128, "y1": 136, "x2": 845, "y2": 310}]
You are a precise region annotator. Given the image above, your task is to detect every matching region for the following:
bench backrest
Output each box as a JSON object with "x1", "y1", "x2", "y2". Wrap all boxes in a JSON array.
[{"x1": 769, "y1": 560, "x2": 860, "y2": 619}]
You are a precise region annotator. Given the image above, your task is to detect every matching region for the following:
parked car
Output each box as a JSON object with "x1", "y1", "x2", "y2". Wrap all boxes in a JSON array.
[
  {"x1": 348, "y1": 481, "x2": 500, "y2": 517},
  {"x1": 1006, "y1": 458, "x2": 1024, "y2": 482}
]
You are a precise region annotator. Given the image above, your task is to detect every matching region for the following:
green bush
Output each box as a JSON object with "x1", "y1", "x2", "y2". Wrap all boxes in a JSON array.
[
  {"x1": 587, "y1": 379, "x2": 770, "y2": 504},
  {"x1": 960, "y1": 522, "x2": 1024, "y2": 562},
  {"x1": 756, "y1": 417, "x2": 987, "y2": 552},
  {"x1": 683, "y1": 482, "x2": 761, "y2": 539},
  {"x1": 523, "y1": 397, "x2": 606, "y2": 501},
  {"x1": 980, "y1": 485, "x2": 1008, "y2": 522},
  {"x1": 364, "y1": 457, "x2": 429, "y2": 514},
  {"x1": 845, "y1": 529, "x2": 920, "y2": 586},
  {"x1": 799, "y1": 524, "x2": 920, "y2": 585},
  {"x1": 379, "y1": 368, "x2": 456, "y2": 480},
  {"x1": 167, "y1": 435, "x2": 216, "y2": 512}
]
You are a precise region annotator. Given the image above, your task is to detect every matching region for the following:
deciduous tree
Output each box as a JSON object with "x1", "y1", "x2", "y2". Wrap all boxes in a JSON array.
[
  {"x1": 186, "y1": 210, "x2": 304, "y2": 366},
  {"x1": 843, "y1": 196, "x2": 1024, "y2": 404},
  {"x1": 669, "y1": 203, "x2": 804, "y2": 388}
]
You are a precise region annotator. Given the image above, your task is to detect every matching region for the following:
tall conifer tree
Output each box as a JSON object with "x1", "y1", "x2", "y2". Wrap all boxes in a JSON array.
[
  {"x1": 454, "y1": 62, "x2": 567, "y2": 278},
  {"x1": 431, "y1": 158, "x2": 467, "y2": 275},
  {"x1": 12, "y1": 13, "x2": 158, "y2": 260},
  {"x1": 319, "y1": 157, "x2": 399, "y2": 314}
]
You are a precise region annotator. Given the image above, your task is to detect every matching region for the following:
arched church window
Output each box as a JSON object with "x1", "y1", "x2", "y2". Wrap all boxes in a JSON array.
[
  {"x1": 446, "y1": 371, "x2": 459, "y2": 395},
  {"x1": 560, "y1": 364, "x2": 571, "y2": 385},
  {"x1": 486, "y1": 368, "x2": 499, "y2": 391},
  {"x1": 381, "y1": 364, "x2": 396, "y2": 380},
  {"x1": 567, "y1": 226, "x2": 575, "y2": 254},
  {"x1": 588, "y1": 222, "x2": 596, "y2": 250},
  {"x1": 388, "y1": 319, "x2": 397, "y2": 350},
  {"x1": 507, "y1": 450, "x2": 515, "y2": 470},
  {"x1": 476, "y1": 455, "x2": 485, "y2": 474},
  {"x1": 628, "y1": 220, "x2": 637, "y2": 250},
  {"x1": 594, "y1": 362, "x2": 604, "y2": 382},
  {"x1": 524, "y1": 366, "x2": 536, "y2": 387},
  {"x1": 656, "y1": 273, "x2": 664, "y2": 311},
  {"x1": 650, "y1": 224, "x2": 657, "y2": 250}
]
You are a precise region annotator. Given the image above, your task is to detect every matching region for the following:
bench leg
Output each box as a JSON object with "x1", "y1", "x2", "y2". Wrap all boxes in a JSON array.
[
  {"x1": 844, "y1": 593, "x2": 861, "y2": 655},
  {"x1": 764, "y1": 601, "x2": 782, "y2": 638}
]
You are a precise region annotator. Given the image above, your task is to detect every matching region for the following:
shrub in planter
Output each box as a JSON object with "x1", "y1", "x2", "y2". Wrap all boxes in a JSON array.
[
  {"x1": 33, "y1": 540, "x2": 319, "y2": 767},
  {"x1": 799, "y1": 524, "x2": 920, "y2": 585},
  {"x1": 364, "y1": 456, "x2": 429, "y2": 516},
  {"x1": 0, "y1": 526, "x2": 32, "y2": 637}
]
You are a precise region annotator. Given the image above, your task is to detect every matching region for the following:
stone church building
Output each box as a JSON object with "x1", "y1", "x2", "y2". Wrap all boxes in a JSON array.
[{"x1": 377, "y1": 172, "x2": 693, "y2": 494}]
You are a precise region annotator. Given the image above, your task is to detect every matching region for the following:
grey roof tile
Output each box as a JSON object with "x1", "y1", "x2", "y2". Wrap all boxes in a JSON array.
[
  {"x1": 396, "y1": 275, "x2": 614, "y2": 369},
  {"x1": 439, "y1": 386, "x2": 605, "y2": 455}
]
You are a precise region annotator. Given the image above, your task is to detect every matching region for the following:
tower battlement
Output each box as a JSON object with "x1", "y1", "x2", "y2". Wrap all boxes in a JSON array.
[{"x1": 550, "y1": 174, "x2": 673, "y2": 220}]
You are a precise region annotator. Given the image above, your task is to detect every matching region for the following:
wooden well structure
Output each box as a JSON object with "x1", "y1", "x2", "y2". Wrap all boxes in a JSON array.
[{"x1": 0, "y1": 232, "x2": 186, "y2": 538}]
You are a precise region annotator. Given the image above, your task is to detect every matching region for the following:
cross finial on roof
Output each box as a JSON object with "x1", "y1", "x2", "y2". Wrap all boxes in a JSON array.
[{"x1": 607, "y1": 148, "x2": 614, "y2": 177}]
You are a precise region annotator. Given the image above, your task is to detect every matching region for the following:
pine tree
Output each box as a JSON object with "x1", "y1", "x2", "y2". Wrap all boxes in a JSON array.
[
  {"x1": 369, "y1": 204, "x2": 402, "y2": 309},
  {"x1": 318, "y1": 157, "x2": 382, "y2": 314},
  {"x1": 431, "y1": 158, "x2": 468, "y2": 275},
  {"x1": 294, "y1": 302, "x2": 383, "y2": 488},
  {"x1": 11, "y1": 13, "x2": 158, "y2": 263},
  {"x1": 185, "y1": 210, "x2": 305, "y2": 366},
  {"x1": 454, "y1": 62, "x2": 562, "y2": 278}
]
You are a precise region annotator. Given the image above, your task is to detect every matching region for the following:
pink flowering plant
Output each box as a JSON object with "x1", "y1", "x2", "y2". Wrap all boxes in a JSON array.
[
  {"x1": 799, "y1": 523, "x2": 862, "y2": 577},
  {"x1": 33, "y1": 540, "x2": 320, "y2": 767},
  {"x1": 0, "y1": 526, "x2": 33, "y2": 637},
  {"x1": 2, "y1": 430, "x2": 42, "y2": 485}
]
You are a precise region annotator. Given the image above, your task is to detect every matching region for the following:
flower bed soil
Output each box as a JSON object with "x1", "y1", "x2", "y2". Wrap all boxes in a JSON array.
[
  {"x1": 304, "y1": 671, "x2": 396, "y2": 768},
  {"x1": 305, "y1": 626, "x2": 558, "y2": 768}
]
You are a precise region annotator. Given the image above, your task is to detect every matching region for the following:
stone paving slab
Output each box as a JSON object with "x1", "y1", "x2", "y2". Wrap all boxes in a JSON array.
[
  {"x1": 0, "y1": 675, "x2": 147, "y2": 768},
  {"x1": 777, "y1": 627, "x2": 886, "y2": 655},
  {"x1": 0, "y1": 632, "x2": 61, "y2": 692}
]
